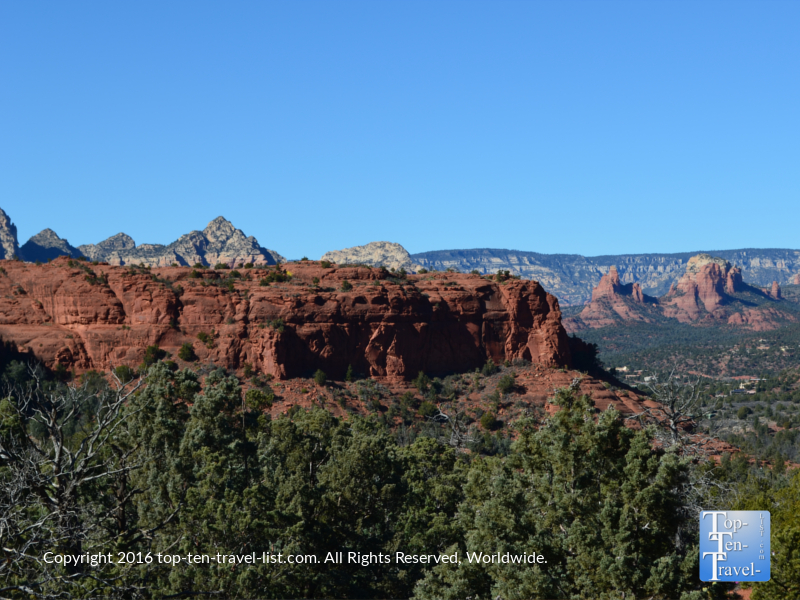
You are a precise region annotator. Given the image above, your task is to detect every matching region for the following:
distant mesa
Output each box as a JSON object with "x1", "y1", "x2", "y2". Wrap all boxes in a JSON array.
[
  {"x1": 412, "y1": 248, "x2": 800, "y2": 305},
  {"x1": 321, "y1": 241, "x2": 423, "y2": 272},
  {"x1": 566, "y1": 254, "x2": 797, "y2": 333}
]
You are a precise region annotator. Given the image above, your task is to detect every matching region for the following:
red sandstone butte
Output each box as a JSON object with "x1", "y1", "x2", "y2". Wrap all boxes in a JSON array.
[
  {"x1": 0, "y1": 258, "x2": 571, "y2": 380},
  {"x1": 661, "y1": 254, "x2": 744, "y2": 322},
  {"x1": 565, "y1": 254, "x2": 795, "y2": 333},
  {"x1": 565, "y1": 266, "x2": 658, "y2": 331}
]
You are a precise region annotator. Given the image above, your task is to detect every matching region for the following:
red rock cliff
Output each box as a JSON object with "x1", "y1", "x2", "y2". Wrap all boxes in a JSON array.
[{"x1": 0, "y1": 259, "x2": 571, "y2": 380}]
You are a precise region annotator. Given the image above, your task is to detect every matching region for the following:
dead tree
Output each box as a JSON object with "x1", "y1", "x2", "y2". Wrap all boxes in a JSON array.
[
  {"x1": 634, "y1": 369, "x2": 717, "y2": 455},
  {"x1": 0, "y1": 365, "x2": 162, "y2": 599},
  {"x1": 429, "y1": 405, "x2": 476, "y2": 450}
]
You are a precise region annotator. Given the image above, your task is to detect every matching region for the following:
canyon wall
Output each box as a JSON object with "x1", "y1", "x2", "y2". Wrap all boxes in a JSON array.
[{"x1": 0, "y1": 258, "x2": 571, "y2": 380}]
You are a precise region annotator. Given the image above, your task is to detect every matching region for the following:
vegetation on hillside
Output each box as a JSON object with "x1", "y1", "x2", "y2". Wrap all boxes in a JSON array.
[{"x1": 2, "y1": 350, "x2": 799, "y2": 599}]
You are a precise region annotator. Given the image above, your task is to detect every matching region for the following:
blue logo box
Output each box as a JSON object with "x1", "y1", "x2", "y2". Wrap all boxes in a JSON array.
[{"x1": 700, "y1": 511, "x2": 770, "y2": 582}]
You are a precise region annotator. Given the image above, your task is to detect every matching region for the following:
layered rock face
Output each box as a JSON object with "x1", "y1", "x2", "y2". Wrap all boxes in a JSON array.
[
  {"x1": 0, "y1": 258, "x2": 571, "y2": 380},
  {"x1": 77, "y1": 217, "x2": 286, "y2": 267},
  {"x1": 321, "y1": 242, "x2": 423, "y2": 273},
  {"x1": 0, "y1": 208, "x2": 20, "y2": 260},
  {"x1": 19, "y1": 229, "x2": 81, "y2": 262}
]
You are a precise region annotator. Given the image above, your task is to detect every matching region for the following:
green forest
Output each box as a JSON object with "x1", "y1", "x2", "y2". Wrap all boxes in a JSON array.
[{"x1": 2, "y1": 354, "x2": 800, "y2": 600}]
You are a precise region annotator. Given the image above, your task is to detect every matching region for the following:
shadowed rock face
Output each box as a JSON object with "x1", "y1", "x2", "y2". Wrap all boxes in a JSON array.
[
  {"x1": 19, "y1": 229, "x2": 81, "y2": 262},
  {"x1": 321, "y1": 242, "x2": 423, "y2": 272},
  {"x1": 0, "y1": 208, "x2": 20, "y2": 260},
  {"x1": 0, "y1": 258, "x2": 571, "y2": 380},
  {"x1": 76, "y1": 217, "x2": 286, "y2": 267}
]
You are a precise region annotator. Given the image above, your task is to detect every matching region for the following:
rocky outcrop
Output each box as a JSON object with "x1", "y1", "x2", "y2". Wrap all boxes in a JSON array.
[
  {"x1": 19, "y1": 229, "x2": 81, "y2": 262},
  {"x1": 726, "y1": 307, "x2": 795, "y2": 331},
  {"x1": 0, "y1": 258, "x2": 571, "y2": 380},
  {"x1": 794, "y1": 274, "x2": 800, "y2": 285},
  {"x1": 661, "y1": 254, "x2": 744, "y2": 321},
  {"x1": 0, "y1": 208, "x2": 20, "y2": 260},
  {"x1": 78, "y1": 233, "x2": 136, "y2": 262},
  {"x1": 565, "y1": 266, "x2": 660, "y2": 331},
  {"x1": 321, "y1": 242, "x2": 423, "y2": 273},
  {"x1": 76, "y1": 217, "x2": 286, "y2": 267},
  {"x1": 564, "y1": 254, "x2": 796, "y2": 333},
  {"x1": 591, "y1": 266, "x2": 645, "y2": 302}
]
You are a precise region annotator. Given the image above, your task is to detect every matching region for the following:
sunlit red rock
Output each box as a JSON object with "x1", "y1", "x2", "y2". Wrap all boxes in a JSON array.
[{"x1": 0, "y1": 258, "x2": 571, "y2": 380}]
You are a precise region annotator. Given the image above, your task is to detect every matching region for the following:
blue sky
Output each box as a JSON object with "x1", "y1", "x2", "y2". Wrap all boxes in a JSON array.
[{"x1": 1, "y1": 1, "x2": 798, "y2": 259}]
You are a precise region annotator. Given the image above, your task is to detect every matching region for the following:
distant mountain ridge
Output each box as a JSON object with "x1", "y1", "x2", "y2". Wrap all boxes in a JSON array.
[
  {"x1": 411, "y1": 248, "x2": 800, "y2": 305},
  {"x1": 2, "y1": 205, "x2": 798, "y2": 304},
  {"x1": 1, "y1": 209, "x2": 285, "y2": 267}
]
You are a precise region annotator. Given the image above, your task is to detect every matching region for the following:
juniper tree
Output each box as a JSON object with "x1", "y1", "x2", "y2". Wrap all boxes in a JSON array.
[{"x1": 413, "y1": 384, "x2": 719, "y2": 600}]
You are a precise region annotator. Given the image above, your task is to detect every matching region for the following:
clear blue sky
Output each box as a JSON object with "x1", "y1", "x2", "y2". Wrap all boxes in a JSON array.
[{"x1": 2, "y1": 1, "x2": 798, "y2": 259}]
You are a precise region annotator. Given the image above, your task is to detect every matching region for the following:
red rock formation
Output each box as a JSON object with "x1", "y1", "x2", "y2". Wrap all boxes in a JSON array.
[
  {"x1": 591, "y1": 266, "x2": 645, "y2": 303},
  {"x1": 727, "y1": 308, "x2": 796, "y2": 331},
  {"x1": 567, "y1": 254, "x2": 796, "y2": 333},
  {"x1": 0, "y1": 258, "x2": 571, "y2": 380},
  {"x1": 565, "y1": 266, "x2": 658, "y2": 332},
  {"x1": 661, "y1": 254, "x2": 743, "y2": 322},
  {"x1": 794, "y1": 274, "x2": 800, "y2": 285}
]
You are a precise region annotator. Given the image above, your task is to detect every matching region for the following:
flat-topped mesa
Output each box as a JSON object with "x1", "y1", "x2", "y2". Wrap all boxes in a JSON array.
[
  {"x1": 591, "y1": 266, "x2": 645, "y2": 303},
  {"x1": 0, "y1": 258, "x2": 572, "y2": 380}
]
